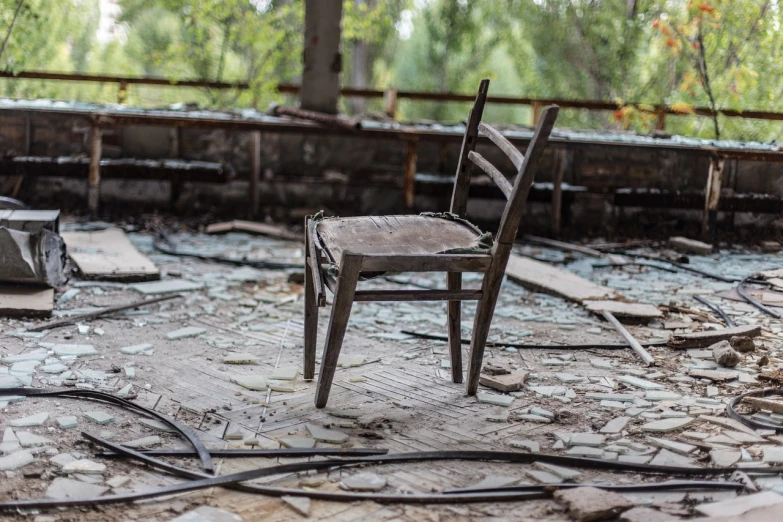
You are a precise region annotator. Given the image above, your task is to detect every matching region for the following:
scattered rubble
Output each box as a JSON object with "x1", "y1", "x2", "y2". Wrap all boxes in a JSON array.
[{"x1": 554, "y1": 486, "x2": 633, "y2": 522}]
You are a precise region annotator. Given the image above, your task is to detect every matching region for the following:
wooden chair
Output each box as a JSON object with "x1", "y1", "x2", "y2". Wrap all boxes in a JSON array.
[{"x1": 304, "y1": 79, "x2": 559, "y2": 408}]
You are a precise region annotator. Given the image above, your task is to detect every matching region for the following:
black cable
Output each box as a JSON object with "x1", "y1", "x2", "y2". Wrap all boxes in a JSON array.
[
  {"x1": 98, "y1": 448, "x2": 388, "y2": 458},
  {"x1": 153, "y1": 233, "x2": 301, "y2": 270},
  {"x1": 0, "y1": 430, "x2": 766, "y2": 511},
  {"x1": 727, "y1": 388, "x2": 783, "y2": 433},
  {"x1": 737, "y1": 275, "x2": 782, "y2": 319},
  {"x1": 694, "y1": 295, "x2": 737, "y2": 327},
  {"x1": 401, "y1": 330, "x2": 667, "y2": 350},
  {"x1": 0, "y1": 388, "x2": 214, "y2": 474}
]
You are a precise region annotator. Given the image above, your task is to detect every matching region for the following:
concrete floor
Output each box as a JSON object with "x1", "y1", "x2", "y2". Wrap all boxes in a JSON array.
[{"x1": 1, "y1": 225, "x2": 782, "y2": 521}]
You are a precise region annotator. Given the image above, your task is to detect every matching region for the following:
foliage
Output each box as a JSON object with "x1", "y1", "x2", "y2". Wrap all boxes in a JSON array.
[{"x1": 0, "y1": 0, "x2": 780, "y2": 141}]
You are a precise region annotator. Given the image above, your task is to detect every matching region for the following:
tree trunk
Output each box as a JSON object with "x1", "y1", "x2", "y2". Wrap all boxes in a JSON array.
[{"x1": 301, "y1": 0, "x2": 343, "y2": 114}]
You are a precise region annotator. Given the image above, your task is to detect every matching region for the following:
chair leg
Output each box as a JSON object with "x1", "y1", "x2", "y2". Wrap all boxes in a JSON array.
[
  {"x1": 465, "y1": 248, "x2": 510, "y2": 395},
  {"x1": 303, "y1": 255, "x2": 318, "y2": 380},
  {"x1": 314, "y1": 252, "x2": 362, "y2": 408},
  {"x1": 447, "y1": 272, "x2": 463, "y2": 383}
]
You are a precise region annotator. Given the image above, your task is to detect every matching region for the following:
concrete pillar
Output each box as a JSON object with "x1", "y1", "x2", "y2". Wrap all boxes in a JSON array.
[{"x1": 301, "y1": 0, "x2": 343, "y2": 114}]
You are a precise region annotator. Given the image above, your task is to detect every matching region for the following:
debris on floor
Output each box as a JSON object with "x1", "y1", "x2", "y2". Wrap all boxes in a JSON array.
[{"x1": 2, "y1": 222, "x2": 783, "y2": 521}]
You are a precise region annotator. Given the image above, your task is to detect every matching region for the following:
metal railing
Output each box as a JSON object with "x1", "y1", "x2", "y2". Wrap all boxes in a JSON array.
[{"x1": 1, "y1": 70, "x2": 781, "y2": 129}]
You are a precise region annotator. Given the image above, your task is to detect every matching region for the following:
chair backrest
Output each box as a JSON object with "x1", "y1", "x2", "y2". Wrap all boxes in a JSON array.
[{"x1": 449, "y1": 79, "x2": 559, "y2": 247}]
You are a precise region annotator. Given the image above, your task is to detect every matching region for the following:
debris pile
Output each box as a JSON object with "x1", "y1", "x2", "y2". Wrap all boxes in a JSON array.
[{"x1": 0, "y1": 226, "x2": 782, "y2": 520}]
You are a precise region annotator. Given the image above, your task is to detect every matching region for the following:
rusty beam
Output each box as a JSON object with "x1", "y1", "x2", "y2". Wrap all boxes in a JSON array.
[
  {"x1": 702, "y1": 157, "x2": 725, "y2": 238},
  {"x1": 87, "y1": 124, "x2": 102, "y2": 214},
  {"x1": 0, "y1": 70, "x2": 248, "y2": 90},
  {"x1": 0, "y1": 71, "x2": 781, "y2": 122},
  {"x1": 403, "y1": 139, "x2": 418, "y2": 208}
]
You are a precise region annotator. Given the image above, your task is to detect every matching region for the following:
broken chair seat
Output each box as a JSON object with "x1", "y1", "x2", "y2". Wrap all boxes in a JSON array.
[{"x1": 314, "y1": 214, "x2": 491, "y2": 271}]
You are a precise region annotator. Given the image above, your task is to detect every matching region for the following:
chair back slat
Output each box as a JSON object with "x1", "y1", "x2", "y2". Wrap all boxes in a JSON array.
[
  {"x1": 450, "y1": 80, "x2": 489, "y2": 217},
  {"x1": 495, "y1": 106, "x2": 559, "y2": 245},
  {"x1": 467, "y1": 151, "x2": 512, "y2": 199},
  {"x1": 478, "y1": 122, "x2": 524, "y2": 170}
]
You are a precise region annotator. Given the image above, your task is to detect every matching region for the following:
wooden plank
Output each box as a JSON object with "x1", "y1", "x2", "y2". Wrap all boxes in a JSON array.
[
  {"x1": 668, "y1": 324, "x2": 762, "y2": 349},
  {"x1": 205, "y1": 220, "x2": 298, "y2": 241},
  {"x1": 524, "y1": 234, "x2": 603, "y2": 257},
  {"x1": 743, "y1": 396, "x2": 783, "y2": 414},
  {"x1": 478, "y1": 122, "x2": 523, "y2": 169},
  {"x1": 601, "y1": 310, "x2": 655, "y2": 366},
  {"x1": 0, "y1": 285, "x2": 52, "y2": 317},
  {"x1": 360, "y1": 253, "x2": 490, "y2": 273},
  {"x1": 353, "y1": 289, "x2": 482, "y2": 302},
  {"x1": 468, "y1": 151, "x2": 511, "y2": 198},
  {"x1": 60, "y1": 227, "x2": 160, "y2": 282},
  {"x1": 505, "y1": 253, "x2": 619, "y2": 303},
  {"x1": 584, "y1": 300, "x2": 662, "y2": 320}
]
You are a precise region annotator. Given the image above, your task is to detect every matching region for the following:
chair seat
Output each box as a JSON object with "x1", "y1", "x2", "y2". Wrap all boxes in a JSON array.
[{"x1": 315, "y1": 215, "x2": 487, "y2": 268}]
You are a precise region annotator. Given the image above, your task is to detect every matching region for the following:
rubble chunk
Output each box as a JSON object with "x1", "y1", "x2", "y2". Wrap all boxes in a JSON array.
[
  {"x1": 479, "y1": 370, "x2": 528, "y2": 392},
  {"x1": 648, "y1": 449, "x2": 698, "y2": 467},
  {"x1": 223, "y1": 353, "x2": 260, "y2": 364},
  {"x1": 553, "y1": 486, "x2": 633, "y2": 522},
  {"x1": 169, "y1": 506, "x2": 243, "y2": 522},
  {"x1": 569, "y1": 434, "x2": 605, "y2": 447},
  {"x1": 84, "y1": 411, "x2": 114, "y2": 424},
  {"x1": 508, "y1": 440, "x2": 539, "y2": 452},
  {"x1": 15, "y1": 431, "x2": 53, "y2": 447},
  {"x1": 279, "y1": 438, "x2": 316, "y2": 449},
  {"x1": 56, "y1": 416, "x2": 78, "y2": 429},
  {"x1": 45, "y1": 477, "x2": 109, "y2": 499},
  {"x1": 63, "y1": 459, "x2": 107, "y2": 474},
  {"x1": 230, "y1": 375, "x2": 267, "y2": 391},
  {"x1": 476, "y1": 392, "x2": 515, "y2": 407},
  {"x1": 281, "y1": 495, "x2": 311, "y2": 517},
  {"x1": 0, "y1": 450, "x2": 34, "y2": 471},
  {"x1": 695, "y1": 491, "x2": 783, "y2": 518},
  {"x1": 710, "y1": 449, "x2": 741, "y2": 467},
  {"x1": 669, "y1": 236, "x2": 712, "y2": 255},
  {"x1": 730, "y1": 335, "x2": 756, "y2": 353},
  {"x1": 306, "y1": 423, "x2": 348, "y2": 444},
  {"x1": 340, "y1": 472, "x2": 386, "y2": 491},
  {"x1": 167, "y1": 326, "x2": 206, "y2": 340},
  {"x1": 106, "y1": 475, "x2": 131, "y2": 489},
  {"x1": 619, "y1": 507, "x2": 672, "y2": 522},
  {"x1": 122, "y1": 436, "x2": 162, "y2": 448},
  {"x1": 50, "y1": 344, "x2": 98, "y2": 357},
  {"x1": 534, "y1": 462, "x2": 582, "y2": 481},
  {"x1": 9, "y1": 412, "x2": 49, "y2": 427},
  {"x1": 616, "y1": 376, "x2": 664, "y2": 390},
  {"x1": 712, "y1": 340, "x2": 741, "y2": 367},
  {"x1": 120, "y1": 343, "x2": 153, "y2": 355},
  {"x1": 641, "y1": 417, "x2": 694, "y2": 433}
]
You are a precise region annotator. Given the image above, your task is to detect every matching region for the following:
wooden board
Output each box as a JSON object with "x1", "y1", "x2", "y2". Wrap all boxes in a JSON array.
[
  {"x1": 206, "y1": 220, "x2": 299, "y2": 241},
  {"x1": 61, "y1": 228, "x2": 160, "y2": 282},
  {"x1": 715, "y1": 288, "x2": 783, "y2": 308},
  {"x1": 0, "y1": 285, "x2": 53, "y2": 317},
  {"x1": 583, "y1": 300, "x2": 662, "y2": 320},
  {"x1": 505, "y1": 254, "x2": 620, "y2": 303},
  {"x1": 668, "y1": 324, "x2": 762, "y2": 349}
]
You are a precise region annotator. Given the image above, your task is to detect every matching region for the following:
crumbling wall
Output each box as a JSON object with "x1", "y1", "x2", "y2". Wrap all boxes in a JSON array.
[{"x1": 1, "y1": 109, "x2": 782, "y2": 237}]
